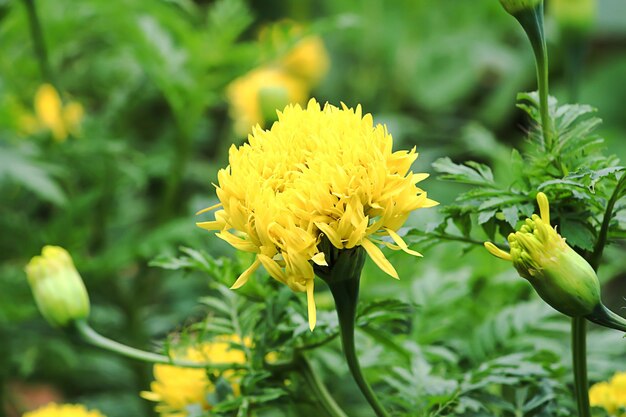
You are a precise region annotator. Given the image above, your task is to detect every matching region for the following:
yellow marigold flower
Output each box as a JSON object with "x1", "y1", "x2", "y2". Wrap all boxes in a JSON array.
[
  {"x1": 198, "y1": 99, "x2": 437, "y2": 330},
  {"x1": 25, "y1": 246, "x2": 90, "y2": 327},
  {"x1": 227, "y1": 67, "x2": 308, "y2": 137},
  {"x1": 34, "y1": 84, "x2": 84, "y2": 142},
  {"x1": 280, "y1": 36, "x2": 329, "y2": 86},
  {"x1": 141, "y1": 336, "x2": 248, "y2": 417},
  {"x1": 589, "y1": 372, "x2": 626, "y2": 416},
  {"x1": 484, "y1": 192, "x2": 601, "y2": 317},
  {"x1": 22, "y1": 403, "x2": 106, "y2": 417}
]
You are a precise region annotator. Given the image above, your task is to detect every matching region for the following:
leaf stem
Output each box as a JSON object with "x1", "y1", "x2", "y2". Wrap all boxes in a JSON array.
[
  {"x1": 328, "y1": 278, "x2": 391, "y2": 417},
  {"x1": 72, "y1": 319, "x2": 244, "y2": 370},
  {"x1": 572, "y1": 317, "x2": 591, "y2": 417},
  {"x1": 297, "y1": 354, "x2": 348, "y2": 417}
]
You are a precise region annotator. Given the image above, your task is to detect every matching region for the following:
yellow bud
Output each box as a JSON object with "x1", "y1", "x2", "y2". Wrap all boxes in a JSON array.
[
  {"x1": 24, "y1": 246, "x2": 90, "y2": 327},
  {"x1": 499, "y1": 0, "x2": 542, "y2": 15}
]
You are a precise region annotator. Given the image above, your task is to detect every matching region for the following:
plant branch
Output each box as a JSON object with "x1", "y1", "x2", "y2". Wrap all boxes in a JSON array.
[
  {"x1": 572, "y1": 317, "x2": 591, "y2": 417},
  {"x1": 590, "y1": 173, "x2": 626, "y2": 270},
  {"x1": 72, "y1": 319, "x2": 245, "y2": 370}
]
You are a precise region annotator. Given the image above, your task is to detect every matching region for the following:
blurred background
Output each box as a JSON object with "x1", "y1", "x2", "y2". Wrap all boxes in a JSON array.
[{"x1": 1, "y1": 0, "x2": 625, "y2": 416}]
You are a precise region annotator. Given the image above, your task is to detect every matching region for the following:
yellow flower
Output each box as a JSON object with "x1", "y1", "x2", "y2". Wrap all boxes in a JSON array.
[
  {"x1": 590, "y1": 372, "x2": 626, "y2": 416},
  {"x1": 34, "y1": 84, "x2": 84, "y2": 142},
  {"x1": 141, "y1": 336, "x2": 248, "y2": 417},
  {"x1": 484, "y1": 192, "x2": 601, "y2": 317},
  {"x1": 197, "y1": 99, "x2": 437, "y2": 330},
  {"x1": 551, "y1": 0, "x2": 596, "y2": 31},
  {"x1": 227, "y1": 68, "x2": 308, "y2": 137},
  {"x1": 280, "y1": 35, "x2": 329, "y2": 86},
  {"x1": 25, "y1": 246, "x2": 90, "y2": 327},
  {"x1": 22, "y1": 403, "x2": 106, "y2": 417}
]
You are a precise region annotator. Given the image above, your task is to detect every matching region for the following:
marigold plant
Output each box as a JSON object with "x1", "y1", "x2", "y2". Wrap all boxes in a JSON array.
[{"x1": 198, "y1": 99, "x2": 436, "y2": 329}]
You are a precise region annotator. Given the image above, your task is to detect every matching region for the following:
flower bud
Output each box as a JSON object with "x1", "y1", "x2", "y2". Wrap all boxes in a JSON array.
[
  {"x1": 484, "y1": 192, "x2": 600, "y2": 317},
  {"x1": 499, "y1": 0, "x2": 542, "y2": 15},
  {"x1": 25, "y1": 246, "x2": 90, "y2": 327}
]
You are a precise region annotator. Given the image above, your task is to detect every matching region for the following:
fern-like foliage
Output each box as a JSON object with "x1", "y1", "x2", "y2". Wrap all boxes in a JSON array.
[{"x1": 415, "y1": 92, "x2": 624, "y2": 253}]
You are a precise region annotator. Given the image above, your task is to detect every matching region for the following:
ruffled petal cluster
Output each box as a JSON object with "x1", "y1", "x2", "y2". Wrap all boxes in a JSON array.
[
  {"x1": 198, "y1": 99, "x2": 437, "y2": 329},
  {"x1": 22, "y1": 403, "x2": 105, "y2": 417},
  {"x1": 141, "y1": 336, "x2": 247, "y2": 417}
]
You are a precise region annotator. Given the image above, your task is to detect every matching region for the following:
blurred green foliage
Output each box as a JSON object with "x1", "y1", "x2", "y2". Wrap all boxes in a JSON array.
[{"x1": 1, "y1": 0, "x2": 626, "y2": 416}]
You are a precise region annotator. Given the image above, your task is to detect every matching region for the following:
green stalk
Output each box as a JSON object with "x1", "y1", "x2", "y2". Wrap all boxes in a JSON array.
[
  {"x1": 22, "y1": 0, "x2": 55, "y2": 86},
  {"x1": 73, "y1": 319, "x2": 243, "y2": 370},
  {"x1": 297, "y1": 354, "x2": 348, "y2": 417},
  {"x1": 571, "y1": 317, "x2": 591, "y2": 417},
  {"x1": 327, "y1": 278, "x2": 391, "y2": 417},
  {"x1": 513, "y1": 3, "x2": 552, "y2": 150}
]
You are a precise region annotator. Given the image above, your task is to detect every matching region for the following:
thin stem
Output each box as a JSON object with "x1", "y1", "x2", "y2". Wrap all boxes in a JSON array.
[
  {"x1": 297, "y1": 354, "x2": 348, "y2": 417},
  {"x1": 328, "y1": 278, "x2": 391, "y2": 417},
  {"x1": 514, "y1": 4, "x2": 552, "y2": 150},
  {"x1": 73, "y1": 319, "x2": 244, "y2": 370},
  {"x1": 590, "y1": 173, "x2": 626, "y2": 270},
  {"x1": 572, "y1": 317, "x2": 591, "y2": 417},
  {"x1": 22, "y1": 0, "x2": 55, "y2": 86}
]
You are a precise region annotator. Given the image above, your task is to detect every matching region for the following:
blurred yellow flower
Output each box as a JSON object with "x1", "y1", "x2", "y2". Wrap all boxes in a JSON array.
[
  {"x1": 25, "y1": 246, "x2": 90, "y2": 327},
  {"x1": 590, "y1": 372, "x2": 626, "y2": 416},
  {"x1": 227, "y1": 22, "x2": 329, "y2": 137},
  {"x1": 551, "y1": 0, "x2": 596, "y2": 31},
  {"x1": 227, "y1": 67, "x2": 307, "y2": 136},
  {"x1": 22, "y1": 403, "x2": 105, "y2": 417},
  {"x1": 280, "y1": 35, "x2": 329, "y2": 86},
  {"x1": 141, "y1": 336, "x2": 248, "y2": 417},
  {"x1": 33, "y1": 84, "x2": 84, "y2": 142},
  {"x1": 198, "y1": 99, "x2": 437, "y2": 330}
]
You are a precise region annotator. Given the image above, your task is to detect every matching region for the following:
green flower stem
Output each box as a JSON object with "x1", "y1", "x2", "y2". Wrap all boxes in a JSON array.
[
  {"x1": 22, "y1": 0, "x2": 55, "y2": 86},
  {"x1": 586, "y1": 304, "x2": 626, "y2": 333},
  {"x1": 328, "y1": 278, "x2": 391, "y2": 417},
  {"x1": 572, "y1": 317, "x2": 591, "y2": 417},
  {"x1": 72, "y1": 319, "x2": 244, "y2": 370},
  {"x1": 513, "y1": 3, "x2": 552, "y2": 150},
  {"x1": 297, "y1": 354, "x2": 348, "y2": 417}
]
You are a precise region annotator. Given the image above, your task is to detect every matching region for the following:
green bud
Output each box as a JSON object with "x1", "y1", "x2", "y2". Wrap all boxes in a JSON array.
[
  {"x1": 499, "y1": 0, "x2": 542, "y2": 15},
  {"x1": 485, "y1": 192, "x2": 600, "y2": 317},
  {"x1": 25, "y1": 246, "x2": 90, "y2": 327}
]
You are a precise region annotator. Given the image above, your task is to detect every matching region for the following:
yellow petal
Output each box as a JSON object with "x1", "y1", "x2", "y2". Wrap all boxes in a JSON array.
[
  {"x1": 34, "y1": 84, "x2": 67, "y2": 141},
  {"x1": 483, "y1": 242, "x2": 512, "y2": 261},
  {"x1": 306, "y1": 279, "x2": 316, "y2": 331},
  {"x1": 195, "y1": 220, "x2": 223, "y2": 231},
  {"x1": 216, "y1": 231, "x2": 258, "y2": 252},
  {"x1": 311, "y1": 252, "x2": 328, "y2": 266},
  {"x1": 258, "y1": 254, "x2": 287, "y2": 283},
  {"x1": 231, "y1": 258, "x2": 261, "y2": 289},
  {"x1": 536, "y1": 192, "x2": 550, "y2": 225},
  {"x1": 196, "y1": 202, "x2": 223, "y2": 215},
  {"x1": 412, "y1": 173, "x2": 429, "y2": 184},
  {"x1": 315, "y1": 222, "x2": 344, "y2": 248},
  {"x1": 384, "y1": 228, "x2": 422, "y2": 257},
  {"x1": 361, "y1": 238, "x2": 399, "y2": 279}
]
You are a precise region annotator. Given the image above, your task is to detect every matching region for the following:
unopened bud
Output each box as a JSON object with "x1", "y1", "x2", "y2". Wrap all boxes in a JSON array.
[{"x1": 25, "y1": 246, "x2": 90, "y2": 327}]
